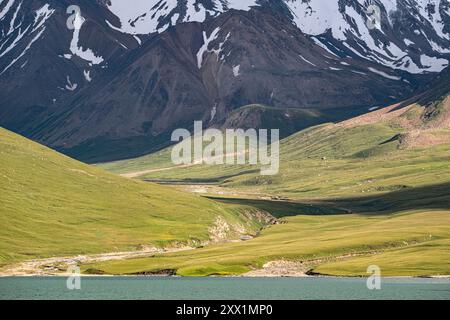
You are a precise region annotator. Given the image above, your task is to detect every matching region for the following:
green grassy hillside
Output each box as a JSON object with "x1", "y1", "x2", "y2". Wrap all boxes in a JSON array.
[
  {"x1": 0, "y1": 128, "x2": 267, "y2": 265},
  {"x1": 88, "y1": 99, "x2": 450, "y2": 277},
  {"x1": 155, "y1": 134, "x2": 449, "y2": 204},
  {"x1": 84, "y1": 210, "x2": 450, "y2": 277},
  {"x1": 99, "y1": 108, "x2": 450, "y2": 208}
]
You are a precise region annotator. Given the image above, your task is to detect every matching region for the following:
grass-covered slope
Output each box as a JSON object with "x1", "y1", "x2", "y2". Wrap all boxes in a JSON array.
[
  {"x1": 89, "y1": 90, "x2": 450, "y2": 277},
  {"x1": 85, "y1": 117, "x2": 450, "y2": 276},
  {"x1": 84, "y1": 134, "x2": 450, "y2": 277},
  {"x1": 84, "y1": 211, "x2": 450, "y2": 277},
  {"x1": 99, "y1": 107, "x2": 450, "y2": 206},
  {"x1": 0, "y1": 128, "x2": 267, "y2": 265}
]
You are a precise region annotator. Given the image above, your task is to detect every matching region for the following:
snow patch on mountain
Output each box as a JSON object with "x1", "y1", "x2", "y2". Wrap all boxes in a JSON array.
[
  {"x1": 416, "y1": 0, "x2": 449, "y2": 40},
  {"x1": 83, "y1": 70, "x2": 92, "y2": 82},
  {"x1": 69, "y1": 11, "x2": 104, "y2": 65},
  {"x1": 106, "y1": 0, "x2": 178, "y2": 34},
  {"x1": 233, "y1": 64, "x2": 240, "y2": 77},
  {"x1": 197, "y1": 27, "x2": 220, "y2": 68},
  {"x1": 299, "y1": 54, "x2": 316, "y2": 67},
  {"x1": 6, "y1": 0, "x2": 21, "y2": 36},
  {"x1": 420, "y1": 54, "x2": 449, "y2": 72},
  {"x1": 105, "y1": 0, "x2": 449, "y2": 74},
  {"x1": 106, "y1": 0, "x2": 257, "y2": 35},
  {"x1": 285, "y1": 0, "x2": 449, "y2": 74},
  {"x1": 368, "y1": 67, "x2": 402, "y2": 80},
  {"x1": 0, "y1": 3, "x2": 54, "y2": 75},
  {"x1": 0, "y1": 0, "x2": 16, "y2": 21},
  {"x1": 65, "y1": 76, "x2": 78, "y2": 91}
]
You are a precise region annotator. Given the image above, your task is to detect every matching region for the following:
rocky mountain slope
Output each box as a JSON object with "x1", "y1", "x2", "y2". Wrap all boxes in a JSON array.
[
  {"x1": 0, "y1": 0, "x2": 449, "y2": 161},
  {"x1": 99, "y1": 64, "x2": 450, "y2": 183}
]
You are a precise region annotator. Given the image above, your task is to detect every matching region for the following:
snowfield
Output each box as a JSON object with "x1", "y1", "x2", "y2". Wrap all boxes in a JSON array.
[{"x1": 104, "y1": 0, "x2": 450, "y2": 74}]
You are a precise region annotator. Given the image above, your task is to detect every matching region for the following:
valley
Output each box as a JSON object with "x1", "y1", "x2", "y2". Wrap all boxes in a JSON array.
[
  {"x1": 81, "y1": 88, "x2": 450, "y2": 277},
  {"x1": 3, "y1": 86, "x2": 448, "y2": 277}
]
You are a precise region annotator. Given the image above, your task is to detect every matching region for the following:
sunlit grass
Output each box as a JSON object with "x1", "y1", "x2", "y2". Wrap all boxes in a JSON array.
[{"x1": 0, "y1": 128, "x2": 265, "y2": 264}]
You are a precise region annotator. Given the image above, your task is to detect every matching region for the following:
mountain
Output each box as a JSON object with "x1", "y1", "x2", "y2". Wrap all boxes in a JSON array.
[
  {"x1": 106, "y1": 0, "x2": 450, "y2": 73},
  {"x1": 99, "y1": 65, "x2": 450, "y2": 183},
  {"x1": 416, "y1": 63, "x2": 450, "y2": 106},
  {"x1": 1, "y1": 0, "x2": 449, "y2": 162},
  {"x1": 0, "y1": 127, "x2": 269, "y2": 264}
]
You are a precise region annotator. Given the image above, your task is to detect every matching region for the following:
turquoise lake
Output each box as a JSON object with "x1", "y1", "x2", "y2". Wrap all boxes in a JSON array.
[{"x1": 0, "y1": 277, "x2": 449, "y2": 300}]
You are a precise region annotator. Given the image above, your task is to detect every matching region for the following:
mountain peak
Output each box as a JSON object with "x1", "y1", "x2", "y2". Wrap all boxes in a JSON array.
[{"x1": 104, "y1": 0, "x2": 450, "y2": 74}]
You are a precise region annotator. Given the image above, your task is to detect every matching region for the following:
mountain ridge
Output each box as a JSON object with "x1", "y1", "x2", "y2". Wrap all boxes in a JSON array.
[{"x1": 0, "y1": 0, "x2": 449, "y2": 162}]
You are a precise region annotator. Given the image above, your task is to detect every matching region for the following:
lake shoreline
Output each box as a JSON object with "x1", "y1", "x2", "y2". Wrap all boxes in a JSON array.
[
  {"x1": 1, "y1": 272, "x2": 449, "y2": 279},
  {"x1": 2, "y1": 250, "x2": 449, "y2": 279}
]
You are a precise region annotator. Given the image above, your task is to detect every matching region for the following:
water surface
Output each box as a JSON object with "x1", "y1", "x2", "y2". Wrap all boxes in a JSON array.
[{"x1": 0, "y1": 277, "x2": 449, "y2": 300}]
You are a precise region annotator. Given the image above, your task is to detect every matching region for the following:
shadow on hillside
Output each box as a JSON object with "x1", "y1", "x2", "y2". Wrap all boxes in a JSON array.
[
  {"x1": 208, "y1": 182, "x2": 450, "y2": 217},
  {"x1": 144, "y1": 169, "x2": 261, "y2": 185},
  {"x1": 207, "y1": 197, "x2": 347, "y2": 218},
  {"x1": 324, "y1": 181, "x2": 450, "y2": 215}
]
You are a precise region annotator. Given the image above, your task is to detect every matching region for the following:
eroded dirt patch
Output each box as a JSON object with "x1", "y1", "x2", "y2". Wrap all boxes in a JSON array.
[{"x1": 0, "y1": 246, "x2": 194, "y2": 277}]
